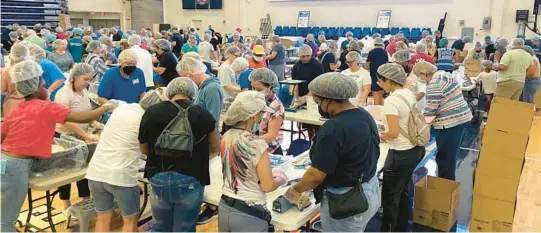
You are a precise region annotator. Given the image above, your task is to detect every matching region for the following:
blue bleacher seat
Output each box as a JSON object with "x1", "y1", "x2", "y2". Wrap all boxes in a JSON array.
[
  {"x1": 410, "y1": 28, "x2": 421, "y2": 41},
  {"x1": 327, "y1": 27, "x2": 337, "y2": 40},
  {"x1": 391, "y1": 27, "x2": 400, "y2": 35},
  {"x1": 371, "y1": 27, "x2": 381, "y2": 36},
  {"x1": 400, "y1": 27, "x2": 411, "y2": 38},
  {"x1": 422, "y1": 28, "x2": 432, "y2": 35},
  {"x1": 380, "y1": 28, "x2": 390, "y2": 35},
  {"x1": 289, "y1": 26, "x2": 297, "y2": 37},
  {"x1": 311, "y1": 27, "x2": 320, "y2": 36},
  {"x1": 344, "y1": 27, "x2": 354, "y2": 37},
  {"x1": 361, "y1": 27, "x2": 371, "y2": 38},
  {"x1": 296, "y1": 27, "x2": 305, "y2": 37},
  {"x1": 320, "y1": 27, "x2": 329, "y2": 36},
  {"x1": 353, "y1": 27, "x2": 361, "y2": 38},
  {"x1": 275, "y1": 26, "x2": 283, "y2": 36},
  {"x1": 282, "y1": 26, "x2": 290, "y2": 37}
]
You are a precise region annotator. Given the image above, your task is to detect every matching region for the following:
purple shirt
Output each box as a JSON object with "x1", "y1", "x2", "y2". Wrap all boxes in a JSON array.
[{"x1": 306, "y1": 41, "x2": 319, "y2": 58}]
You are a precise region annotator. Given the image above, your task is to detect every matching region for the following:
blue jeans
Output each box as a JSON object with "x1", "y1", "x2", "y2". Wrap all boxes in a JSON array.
[
  {"x1": 520, "y1": 77, "x2": 541, "y2": 103},
  {"x1": 0, "y1": 154, "x2": 32, "y2": 232},
  {"x1": 149, "y1": 172, "x2": 203, "y2": 232},
  {"x1": 434, "y1": 123, "x2": 468, "y2": 181},
  {"x1": 320, "y1": 175, "x2": 381, "y2": 232}
]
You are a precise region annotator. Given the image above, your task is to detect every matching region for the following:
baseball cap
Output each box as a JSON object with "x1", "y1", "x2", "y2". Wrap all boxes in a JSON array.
[{"x1": 253, "y1": 45, "x2": 265, "y2": 55}]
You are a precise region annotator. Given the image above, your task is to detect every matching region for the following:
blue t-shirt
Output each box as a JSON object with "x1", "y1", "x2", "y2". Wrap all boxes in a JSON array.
[
  {"x1": 68, "y1": 37, "x2": 84, "y2": 63},
  {"x1": 114, "y1": 47, "x2": 122, "y2": 58},
  {"x1": 532, "y1": 44, "x2": 541, "y2": 61},
  {"x1": 451, "y1": 40, "x2": 466, "y2": 51},
  {"x1": 268, "y1": 44, "x2": 286, "y2": 65},
  {"x1": 98, "y1": 66, "x2": 146, "y2": 103},
  {"x1": 436, "y1": 48, "x2": 455, "y2": 72},
  {"x1": 367, "y1": 48, "x2": 389, "y2": 82},
  {"x1": 39, "y1": 59, "x2": 65, "y2": 101},
  {"x1": 238, "y1": 68, "x2": 254, "y2": 90},
  {"x1": 319, "y1": 52, "x2": 336, "y2": 73},
  {"x1": 310, "y1": 108, "x2": 379, "y2": 202}
]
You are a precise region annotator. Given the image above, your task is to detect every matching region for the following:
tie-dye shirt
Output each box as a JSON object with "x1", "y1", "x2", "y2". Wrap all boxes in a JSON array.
[
  {"x1": 221, "y1": 129, "x2": 269, "y2": 205},
  {"x1": 258, "y1": 93, "x2": 285, "y2": 153}
]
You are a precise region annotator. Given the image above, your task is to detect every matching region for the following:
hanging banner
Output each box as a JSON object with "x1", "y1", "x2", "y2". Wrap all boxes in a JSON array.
[
  {"x1": 297, "y1": 11, "x2": 310, "y2": 28},
  {"x1": 376, "y1": 10, "x2": 392, "y2": 29}
]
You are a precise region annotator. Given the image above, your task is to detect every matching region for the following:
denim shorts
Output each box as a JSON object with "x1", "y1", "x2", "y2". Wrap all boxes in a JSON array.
[{"x1": 88, "y1": 180, "x2": 140, "y2": 217}]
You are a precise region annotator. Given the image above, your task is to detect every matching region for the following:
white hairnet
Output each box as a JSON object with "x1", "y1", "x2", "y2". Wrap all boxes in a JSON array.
[
  {"x1": 9, "y1": 32, "x2": 19, "y2": 40},
  {"x1": 55, "y1": 27, "x2": 64, "y2": 33},
  {"x1": 99, "y1": 36, "x2": 113, "y2": 50},
  {"x1": 374, "y1": 38, "x2": 384, "y2": 47},
  {"x1": 462, "y1": 36, "x2": 471, "y2": 43},
  {"x1": 82, "y1": 36, "x2": 93, "y2": 43},
  {"x1": 377, "y1": 63, "x2": 407, "y2": 86},
  {"x1": 308, "y1": 73, "x2": 358, "y2": 100},
  {"x1": 224, "y1": 46, "x2": 241, "y2": 58},
  {"x1": 26, "y1": 43, "x2": 46, "y2": 60},
  {"x1": 346, "y1": 51, "x2": 361, "y2": 63},
  {"x1": 177, "y1": 56, "x2": 207, "y2": 75},
  {"x1": 393, "y1": 49, "x2": 411, "y2": 63},
  {"x1": 474, "y1": 41, "x2": 483, "y2": 49},
  {"x1": 40, "y1": 29, "x2": 50, "y2": 37},
  {"x1": 511, "y1": 38, "x2": 525, "y2": 49},
  {"x1": 140, "y1": 87, "x2": 168, "y2": 110},
  {"x1": 9, "y1": 44, "x2": 30, "y2": 64},
  {"x1": 306, "y1": 34, "x2": 315, "y2": 42},
  {"x1": 51, "y1": 39, "x2": 66, "y2": 49},
  {"x1": 481, "y1": 60, "x2": 493, "y2": 68},
  {"x1": 128, "y1": 34, "x2": 142, "y2": 46},
  {"x1": 9, "y1": 60, "x2": 43, "y2": 96},
  {"x1": 118, "y1": 49, "x2": 138, "y2": 64},
  {"x1": 299, "y1": 44, "x2": 313, "y2": 56},
  {"x1": 415, "y1": 43, "x2": 427, "y2": 54},
  {"x1": 396, "y1": 41, "x2": 408, "y2": 50},
  {"x1": 188, "y1": 35, "x2": 196, "y2": 41},
  {"x1": 183, "y1": 52, "x2": 202, "y2": 60},
  {"x1": 327, "y1": 41, "x2": 338, "y2": 52},
  {"x1": 412, "y1": 61, "x2": 438, "y2": 76},
  {"x1": 86, "y1": 40, "x2": 102, "y2": 53},
  {"x1": 222, "y1": 91, "x2": 274, "y2": 126},
  {"x1": 372, "y1": 33, "x2": 382, "y2": 39},
  {"x1": 349, "y1": 41, "x2": 361, "y2": 51},
  {"x1": 154, "y1": 39, "x2": 171, "y2": 51},
  {"x1": 166, "y1": 77, "x2": 198, "y2": 100},
  {"x1": 203, "y1": 33, "x2": 211, "y2": 41},
  {"x1": 249, "y1": 68, "x2": 278, "y2": 86},
  {"x1": 69, "y1": 63, "x2": 94, "y2": 82},
  {"x1": 231, "y1": 57, "x2": 249, "y2": 72}
]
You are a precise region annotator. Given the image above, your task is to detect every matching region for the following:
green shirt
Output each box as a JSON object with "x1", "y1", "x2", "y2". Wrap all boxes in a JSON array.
[
  {"x1": 181, "y1": 43, "x2": 199, "y2": 54},
  {"x1": 498, "y1": 49, "x2": 533, "y2": 83}
]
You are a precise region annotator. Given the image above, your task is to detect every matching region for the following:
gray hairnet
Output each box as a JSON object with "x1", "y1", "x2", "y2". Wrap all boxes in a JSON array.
[
  {"x1": 271, "y1": 35, "x2": 280, "y2": 43},
  {"x1": 349, "y1": 41, "x2": 361, "y2": 51},
  {"x1": 118, "y1": 49, "x2": 138, "y2": 64},
  {"x1": 415, "y1": 43, "x2": 427, "y2": 54},
  {"x1": 255, "y1": 38, "x2": 263, "y2": 46},
  {"x1": 523, "y1": 45, "x2": 535, "y2": 56},
  {"x1": 481, "y1": 60, "x2": 493, "y2": 68},
  {"x1": 9, "y1": 44, "x2": 30, "y2": 64},
  {"x1": 69, "y1": 63, "x2": 94, "y2": 82},
  {"x1": 154, "y1": 39, "x2": 172, "y2": 51},
  {"x1": 86, "y1": 40, "x2": 102, "y2": 53},
  {"x1": 183, "y1": 52, "x2": 202, "y2": 60},
  {"x1": 9, "y1": 60, "x2": 43, "y2": 96},
  {"x1": 462, "y1": 36, "x2": 471, "y2": 43},
  {"x1": 308, "y1": 73, "x2": 358, "y2": 100},
  {"x1": 231, "y1": 57, "x2": 249, "y2": 72},
  {"x1": 140, "y1": 87, "x2": 167, "y2": 110},
  {"x1": 128, "y1": 34, "x2": 142, "y2": 46},
  {"x1": 99, "y1": 36, "x2": 113, "y2": 50},
  {"x1": 249, "y1": 68, "x2": 278, "y2": 86},
  {"x1": 413, "y1": 61, "x2": 438, "y2": 76},
  {"x1": 377, "y1": 63, "x2": 407, "y2": 86},
  {"x1": 396, "y1": 41, "x2": 408, "y2": 50},
  {"x1": 346, "y1": 51, "x2": 361, "y2": 63},
  {"x1": 40, "y1": 29, "x2": 50, "y2": 37},
  {"x1": 299, "y1": 44, "x2": 313, "y2": 56},
  {"x1": 511, "y1": 38, "x2": 525, "y2": 49},
  {"x1": 372, "y1": 33, "x2": 381, "y2": 39},
  {"x1": 224, "y1": 46, "x2": 241, "y2": 58},
  {"x1": 27, "y1": 43, "x2": 46, "y2": 60},
  {"x1": 496, "y1": 38, "x2": 509, "y2": 48},
  {"x1": 393, "y1": 49, "x2": 411, "y2": 63},
  {"x1": 374, "y1": 38, "x2": 384, "y2": 47},
  {"x1": 177, "y1": 56, "x2": 207, "y2": 75},
  {"x1": 166, "y1": 77, "x2": 198, "y2": 100},
  {"x1": 55, "y1": 27, "x2": 64, "y2": 33},
  {"x1": 327, "y1": 41, "x2": 338, "y2": 52},
  {"x1": 51, "y1": 39, "x2": 66, "y2": 49},
  {"x1": 474, "y1": 41, "x2": 483, "y2": 49}
]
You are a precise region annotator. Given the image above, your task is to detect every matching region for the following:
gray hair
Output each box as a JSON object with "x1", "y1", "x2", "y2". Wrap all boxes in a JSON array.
[
  {"x1": 86, "y1": 40, "x2": 102, "y2": 53},
  {"x1": 308, "y1": 73, "x2": 358, "y2": 100},
  {"x1": 523, "y1": 45, "x2": 535, "y2": 56},
  {"x1": 51, "y1": 39, "x2": 67, "y2": 49},
  {"x1": 166, "y1": 77, "x2": 198, "y2": 100},
  {"x1": 69, "y1": 63, "x2": 95, "y2": 82},
  {"x1": 349, "y1": 41, "x2": 361, "y2": 51},
  {"x1": 128, "y1": 34, "x2": 142, "y2": 46},
  {"x1": 346, "y1": 31, "x2": 353, "y2": 37},
  {"x1": 189, "y1": 35, "x2": 197, "y2": 41}
]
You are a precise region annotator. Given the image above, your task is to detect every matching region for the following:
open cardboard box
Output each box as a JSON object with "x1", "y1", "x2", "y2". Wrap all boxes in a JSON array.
[{"x1": 413, "y1": 176, "x2": 460, "y2": 232}]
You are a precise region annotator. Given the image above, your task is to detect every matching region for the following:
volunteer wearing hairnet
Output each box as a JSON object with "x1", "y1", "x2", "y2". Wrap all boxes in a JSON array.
[
  {"x1": 87, "y1": 88, "x2": 168, "y2": 232},
  {"x1": 318, "y1": 34, "x2": 327, "y2": 50},
  {"x1": 169, "y1": 27, "x2": 185, "y2": 58},
  {"x1": 24, "y1": 29, "x2": 47, "y2": 49},
  {"x1": 434, "y1": 38, "x2": 455, "y2": 72},
  {"x1": 1, "y1": 60, "x2": 118, "y2": 233},
  {"x1": 249, "y1": 69, "x2": 285, "y2": 154},
  {"x1": 474, "y1": 60, "x2": 498, "y2": 113},
  {"x1": 99, "y1": 36, "x2": 118, "y2": 65},
  {"x1": 339, "y1": 41, "x2": 361, "y2": 71},
  {"x1": 84, "y1": 40, "x2": 109, "y2": 83},
  {"x1": 1, "y1": 44, "x2": 30, "y2": 116},
  {"x1": 452, "y1": 36, "x2": 471, "y2": 53},
  {"x1": 410, "y1": 43, "x2": 434, "y2": 65},
  {"x1": 198, "y1": 33, "x2": 216, "y2": 72},
  {"x1": 68, "y1": 28, "x2": 84, "y2": 63},
  {"x1": 495, "y1": 38, "x2": 533, "y2": 100},
  {"x1": 341, "y1": 51, "x2": 371, "y2": 106},
  {"x1": 376, "y1": 63, "x2": 425, "y2": 232},
  {"x1": 521, "y1": 46, "x2": 541, "y2": 104},
  {"x1": 466, "y1": 42, "x2": 486, "y2": 61},
  {"x1": 292, "y1": 45, "x2": 324, "y2": 139},
  {"x1": 181, "y1": 35, "x2": 199, "y2": 55},
  {"x1": 218, "y1": 91, "x2": 287, "y2": 232},
  {"x1": 393, "y1": 49, "x2": 413, "y2": 74},
  {"x1": 27, "y1": 43, "x2": 66, "y2": 101},
  {"x1": 115, "y1": 39, "x2": 130, "y2": 57},
  {"x1": 138, "y1": 77, "x2": 220, "y2": 232},
  {"x1": 305, "y1": 34, "x2": 319, "y2": 58},
  {"x1": 47, "y1": 39, "x2": 74, "y2": 72},
  {"x1": 266, "y1": 35, "x2": 286, "y2": 81},
  {"x1": 98, "y1": 49, "x2": 146, "y2": 105},
  {"x1": 387, "y1": 33, "x2": 405, "y2": 57},
  {"x1": 153, "y1": 39, "x2": 178, "y2": 86},
  {"x1": 44, "y1": 33, "x2": 56, "y2": 53},
  {"x1": 413, "y1": 61, "x2": 472, "y2": 181},
  {"x1": 82, "y1": 35, "x2": 94, "y2": 58},
  {"x1": 232, "y1": 57, "x2": 253, "y2": 91},
  {"x1": 128, "y1": 34, "x2": 155, "y2": 88},
  {"x1": 218, "y1": 47, "x2": 242, "y2": 100},
  {"x1": 341, "y1": 31, "x2": 355, "y2": 51},
  {"x1": 484, "y1": 36, "x2": 496, "y2": 59},
  {"x1": 56, "y1": 26, "x2": 66, "y2": 40},
  {"x1": 424, "y1": 35, "x2": 437, "y2": 57},
  {"x1": 365, "y1": 37, "x2": 389, "y2": 105},
  {"x1": 249, "y1": 45, "x2": 267, "y2": 69},
  {"x1": 284, "y1": 73, "x2": 381, "y2": 232},
  {"x1": 531, "y1": 36, "x2": 541, "y2": 61},
  {"x1": 494, "y1": 37, "x2": 509, "y2": 62},
  {"x1": 318, "y1": 41, "x2": 338, "y2": 73}
]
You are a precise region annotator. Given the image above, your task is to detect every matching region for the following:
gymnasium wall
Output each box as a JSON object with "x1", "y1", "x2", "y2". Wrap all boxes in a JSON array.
[{"x1": 163, "y1": 0, "x2": 541, "y2": 40}]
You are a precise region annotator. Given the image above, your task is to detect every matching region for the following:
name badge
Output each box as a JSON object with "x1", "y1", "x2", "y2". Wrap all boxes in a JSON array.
[{"x1": 132, "y1": 79, "x2": 140, "y2": 85}]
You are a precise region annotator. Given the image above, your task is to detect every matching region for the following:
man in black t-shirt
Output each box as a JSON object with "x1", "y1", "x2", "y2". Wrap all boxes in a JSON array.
[
  {"x1": 170, "y1": 27, "x2": 184, "y2": 58},
  {"x1": 139, "y1": 77, "x2": 220, "y2": 232},
  {"x1": 153, "y1": 39, "x2": 178, "y2": 86},
  {"x1": 366, "y1": 38, "x2": 389, "y2": 105}
]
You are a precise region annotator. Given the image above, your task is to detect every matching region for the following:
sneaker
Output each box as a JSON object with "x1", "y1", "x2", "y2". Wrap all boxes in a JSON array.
[
  {"x1": 197, "y1": 206, "x2": 218, "y2": 225},
  {"x1": 62, "y1": 207, "x2": 78, "y2": 220}
]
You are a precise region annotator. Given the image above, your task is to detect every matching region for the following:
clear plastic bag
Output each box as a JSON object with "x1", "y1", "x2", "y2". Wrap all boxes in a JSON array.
[{"x1": 30, "y1": 141, "x2": 91, "y2": 178}]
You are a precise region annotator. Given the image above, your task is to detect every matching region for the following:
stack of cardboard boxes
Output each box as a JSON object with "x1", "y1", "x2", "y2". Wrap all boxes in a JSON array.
[{"x1": 470, "y1": 98, "x2": 535, "y2": 232}]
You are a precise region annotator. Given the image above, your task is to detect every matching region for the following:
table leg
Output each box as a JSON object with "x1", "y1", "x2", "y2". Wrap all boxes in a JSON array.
[
  {"x1": 45, "y1": 190, "x2": 57, "y2": 232},
  {"x1": 139, "y1": 182, "x2": 149, "y2": 220},
  {"x1": 23, "y1": 188, "x2": 33, "y2": 232}
]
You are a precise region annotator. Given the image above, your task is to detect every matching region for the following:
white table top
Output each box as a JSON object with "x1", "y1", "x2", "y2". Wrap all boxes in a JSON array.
[
  {"x1": 29, "y1": 168, "x2": 87, "y2": 191},
  {"x1": 284, "y1": 110, "x2": 326, "y2": 126}
]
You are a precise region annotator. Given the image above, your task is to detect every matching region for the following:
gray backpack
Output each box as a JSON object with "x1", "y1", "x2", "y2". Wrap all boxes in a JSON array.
[
  {"x1": 154, "y1": 101, "x2": 195, "y2": 158},
  {"x1": 394, "y1": 94, "x2": 431, "y2": 146}
]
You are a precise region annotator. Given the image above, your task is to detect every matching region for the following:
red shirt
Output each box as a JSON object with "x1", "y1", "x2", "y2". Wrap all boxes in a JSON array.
[
  {"x1": 56, "y1": 32, "x2": 66, "y2": 40},
  {"x1": 410, "y1": 53, "x2": 435, "y2": 65},
  {"x1": 1, "y1": 99, "x2": 71, "y2": 159},
  {"x1": 248, "y1": 57, "x2": 266, "y2": 69},
  {"x1": 386, "y1": 41, "x2": 398, "y2": 56}
]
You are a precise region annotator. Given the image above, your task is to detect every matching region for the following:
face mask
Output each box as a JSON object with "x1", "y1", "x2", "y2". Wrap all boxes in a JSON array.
[
  {"x1": 122, "y1": 66, "x2": 136, "y2": 75},
  {"x1": 317, "y1": 99, "x2": 332, "y2": 119}
]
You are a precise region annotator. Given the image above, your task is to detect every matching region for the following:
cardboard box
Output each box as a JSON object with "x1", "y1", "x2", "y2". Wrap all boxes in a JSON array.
[
  {"x1": 464, "y1": 59, "x2": 482, "y2": 77},
  {"x1": 413, "y1": 176, "x2": 460, "y2": 232},
  {"x1": 473, "y1": 172, "x2": 521, "y2": 203},
  {"x1": 480, "y1": 128, "x2": 529, "y2": 160},
  {"x1": 485, "y1": 98, "x2": 535, "y2": 135},
  {"x1": 476, "y1": 152, "x2": 523, "y2": 179},
  {"x1": 470, "y1": 196, "x2": 515, "y2": 232}
]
